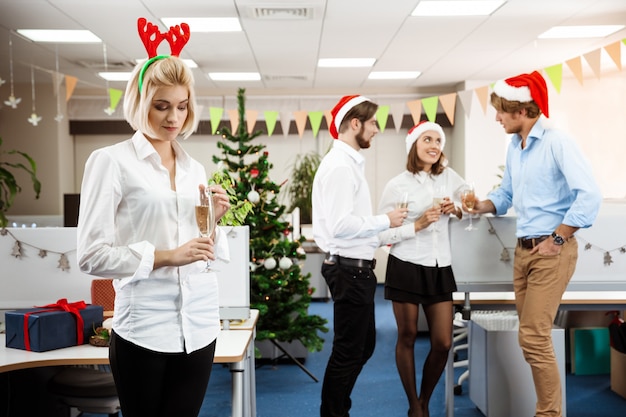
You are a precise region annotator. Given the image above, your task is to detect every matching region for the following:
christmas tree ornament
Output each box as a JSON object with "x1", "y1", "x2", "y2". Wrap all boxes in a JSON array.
[
  {"x1": 263, "y1": 257, "x2": 277, "y2": 270},
  {"x1": 249, "y1": 262, "x2": 257, "y2": 272},
  {"x1": 279, "y1": 256, "x2": 293, "y2": 270},
  {"x1": 247, "y1": 189, "x2": 260, "y2": 204}
]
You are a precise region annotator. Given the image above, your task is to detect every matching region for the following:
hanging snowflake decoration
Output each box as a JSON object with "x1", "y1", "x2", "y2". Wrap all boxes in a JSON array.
[
  {"x1": 4, "y1": 34, "x2": 21, "y2": 109},
  {"x1": 27, "y1": 67, "x2": 42, "y2": 126},
  {"x1": 603, "y1": 252, "x2": 613, "y2": 266},
  {"x1": 4, "y1": 95, "x2": 21, "y2": 109},
  {"x1": 58, "y1": 254, "x2": 70, "y2": 271},
  {"x1": 11, "y1": 241, "x2": 22, "y2": 258},
  {"x1": 28, "y1": 113, "x2": 43, "y2": 126}
]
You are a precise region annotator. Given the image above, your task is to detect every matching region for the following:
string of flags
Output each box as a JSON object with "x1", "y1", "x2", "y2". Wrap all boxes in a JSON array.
[
  {"x1": 1, "y1": 38, "x2": 625, "y2": 133},
  {"x1": 1, "y1": 228, "x2": 72, "y2": 272}
]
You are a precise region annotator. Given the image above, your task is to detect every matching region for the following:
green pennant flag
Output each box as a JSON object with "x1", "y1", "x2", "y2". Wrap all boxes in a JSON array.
[
  {"x1": 108, "y1": 88, "x2": 123, "y2": 110},
  {"x1": 264, "y1": 111, "x2": 279, "y2": 136},
  {"x1": 544, "y1": 64, "x2": 563, "y2": 93},
  {"x1": 309, "y1": 111, "x2": 324, "y2": 138},
  {"x1": 376, "y1": 105, "x2": 390, "y2": 133},
  {"x1": 209, "y1": 107, "x2": 224, "y2": 135},
  {"x1": 422, "y1": 96, "x2": 439, "y2": 122}
]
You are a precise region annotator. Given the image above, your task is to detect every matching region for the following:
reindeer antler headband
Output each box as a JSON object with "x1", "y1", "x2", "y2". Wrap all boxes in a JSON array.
[{"x1": 137, "y1": 17, "x2": 191, "y2": 92}]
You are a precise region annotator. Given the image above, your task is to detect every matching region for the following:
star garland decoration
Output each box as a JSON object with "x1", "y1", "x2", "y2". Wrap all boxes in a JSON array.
[
  {"x1": 485, "y1": 217, "x2": 626, "y2": 266},
  {"x1": 1, "y1": 228, "x2": 74, "y2": 271}
]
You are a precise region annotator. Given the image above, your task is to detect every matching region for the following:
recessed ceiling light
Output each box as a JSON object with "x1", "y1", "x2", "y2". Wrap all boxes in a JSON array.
[
  {"x1": 17, "y1": 29, "x2": 101, "y2": 43},
  {"x1": 318, "y1": 58, "x2": 376, "y2": 68},
  {"x1": 368, "y1": 71, "x2": 421, "y2": 80},
  {"x1": 98, "y1": 72, "x2": 132, "y2": 81},
  {"x1": 208, "y1": 72, "x2": 261, "y2": 81},
  {"x1": 538, "y1": 25, "x2": 625, "y2": 39},
  {"x1": 411, "y1": 1, "x2": 505, "y2": 16},
  {"x1": 161, "y1": 17, "x2": 242, "y2": 32}
]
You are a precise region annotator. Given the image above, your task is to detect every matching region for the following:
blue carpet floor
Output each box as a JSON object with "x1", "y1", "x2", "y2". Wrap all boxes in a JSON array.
[{"x1": 88, "y1": 285, "x2": 626, "y2": 416}]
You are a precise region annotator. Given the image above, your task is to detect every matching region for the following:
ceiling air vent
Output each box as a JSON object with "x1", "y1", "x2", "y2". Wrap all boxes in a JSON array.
[
  {"x1": 249, "y1": 7, "x2": 314, "y2": 20},
  {"x1": 263, "y1": 74, "x2": 309, "y2": 82}
]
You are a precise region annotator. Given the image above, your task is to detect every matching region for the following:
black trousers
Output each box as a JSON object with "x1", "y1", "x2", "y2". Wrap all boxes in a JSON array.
[
  {"x1": 109, "y1": 331, "x2": 216, "y2": 417},
  {"x1": 320, "y1": 261, "x2": 377, "y2": 417}
]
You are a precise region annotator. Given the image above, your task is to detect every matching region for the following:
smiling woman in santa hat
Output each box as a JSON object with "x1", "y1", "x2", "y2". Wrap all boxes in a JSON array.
[
  {"x1": 378, "y1": 120, "x2": 468, "y2": 417},
  {"x1": 468, "y1": 71, "x2": 602, "y2": 417}
]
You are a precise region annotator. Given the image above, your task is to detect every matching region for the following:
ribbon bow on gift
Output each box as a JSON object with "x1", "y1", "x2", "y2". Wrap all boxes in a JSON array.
[{"x1": 23, "y1": 299, "x2": 87, "y2": 351}]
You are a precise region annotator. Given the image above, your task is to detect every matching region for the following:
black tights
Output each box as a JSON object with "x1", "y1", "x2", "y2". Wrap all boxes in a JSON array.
[
  {"x1": 392, "y1": 301, "x2": 453, "y2": 417},
  {"x1": 109, "y1": 331, "x2": 216, "y2": 417}
]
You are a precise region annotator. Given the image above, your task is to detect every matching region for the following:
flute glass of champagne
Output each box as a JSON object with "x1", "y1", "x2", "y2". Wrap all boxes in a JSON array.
[
  {"x1": 432, "y1": 186, "x2": 445, "y2": 210},
  {"x1": 195, "y1": 187, "x2": 217, "y2": 272},
  {"x1": 462, "y1": 182, "x2": 476, "y2": 231},
  {"x1": 397, "y1": 192, "x2": 409, "y2": 209}
]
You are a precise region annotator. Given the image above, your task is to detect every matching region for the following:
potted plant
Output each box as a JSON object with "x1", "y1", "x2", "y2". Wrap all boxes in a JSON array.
[
  {"x1": 0, "y1": 136, "x2": 41, "y2": 228},
  {"x1": 285, "y1": 151, "x2": 321, "y2": 225}
]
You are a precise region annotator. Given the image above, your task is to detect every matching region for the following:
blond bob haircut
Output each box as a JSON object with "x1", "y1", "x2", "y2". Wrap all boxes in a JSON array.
[{"x1": 123, "y1": 57, "x2": 199, "y2": 139}]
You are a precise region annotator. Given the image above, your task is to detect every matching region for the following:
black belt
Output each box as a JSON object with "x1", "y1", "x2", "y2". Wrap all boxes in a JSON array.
[
  {"x1": 517, "y1": 235, "x2": 549, "y2": 249},
  {"x1": 324, "y1": 254, "x2": 376, "y2": 269}
]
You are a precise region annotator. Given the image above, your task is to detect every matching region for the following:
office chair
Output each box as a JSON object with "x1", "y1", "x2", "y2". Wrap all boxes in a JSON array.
[{"x1": 48, "y1": 279, "x2": 120, "y2": 417}]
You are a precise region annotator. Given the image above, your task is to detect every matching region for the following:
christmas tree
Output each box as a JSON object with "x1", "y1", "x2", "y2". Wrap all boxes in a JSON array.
[{"x1": 213, "y1": 88, "x2": 328, "y2": 353}]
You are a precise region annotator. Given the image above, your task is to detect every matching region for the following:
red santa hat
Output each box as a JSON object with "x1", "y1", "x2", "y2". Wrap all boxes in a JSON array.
[
  {"x1": 329, "y1": 95, "x2": 371, "y2": 139},
  {"x1": 405, "y1": 121, "x2": 446, "y2": 154},
  {"x1": 492, "y1": 70, "x2": 549, "y2": 117}
]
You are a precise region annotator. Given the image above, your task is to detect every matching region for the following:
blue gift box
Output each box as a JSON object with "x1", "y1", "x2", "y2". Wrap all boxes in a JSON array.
[{"x1": 4, "y1": 301, "x2": 103, "y2": 352}]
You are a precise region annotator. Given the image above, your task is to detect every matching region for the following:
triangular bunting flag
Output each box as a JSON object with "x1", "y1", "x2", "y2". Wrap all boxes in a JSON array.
[
  {"x1": 376, "y1": 105, "x2": 390, "y2": 133},
  {"x1": 280, "y1": 111, "x2": 291, "y2": 136},
  {"x1": 246, "y1": 110, "x2": 258, "y2": 134},
  {"x1": 474, "y1": 86, "x2": 489, "y2": 115},
  {"x1": 293, "y1": 110, "x2": 308, "y2": 138},
  {"x1": 583, "y1": 49, "x2": 602, "y2": 79},
  {"x1": 389, "y1": 103, "x2": 405, "y2": 132},
  {"x1": 308, "y1": 111, "x2": 324, "y2": 138},
  {"x1": 108, "y1": 88, "x2": 123, "y2": 111},
  {"x1": 227, "y1": 109, "x2": 239, "y2": 133},
  {"x1": 566, "y1": 57, "x2": 584, "y2": 86},
  {"x1": 604, "y1": 41, "x2": 622, "y2": 70},
  {"x1": 406, "y1": 100, "x2": 422, "y2": 125},
  {"x1": 457, "y1": 89, "x2": 473, "y2": 118},
  {"x1": 264, "y1": 110, "x2": 279, "y2": 136},
  {"x1": 439, "y1": 93, "x2": 457, "y2": 125},
  {"x1": 209, "y1": 107, "x2": 224, "y2": 134},
  {"x1": 422, "y1": 96, "x2": 439, "y2": 122},
  {"x1": 544, "y1": 64, "x2": 563, "y2": 93},
  {"x1": 65, "y1": 75, "x2": 77, "y2": 101}
]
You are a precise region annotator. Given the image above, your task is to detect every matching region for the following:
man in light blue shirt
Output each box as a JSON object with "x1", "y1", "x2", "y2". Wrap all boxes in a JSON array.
[{"x1": 468, "y1": 71, "x2": 602, "y2": 417}]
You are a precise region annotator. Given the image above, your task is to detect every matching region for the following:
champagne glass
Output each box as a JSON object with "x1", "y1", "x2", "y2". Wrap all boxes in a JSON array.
[
  {"x1": 397, "y1": 192, "x2": 409, "y2": 209},
  {"x1": 195, "y1": 187, "x2": 217, "y2": 272},
  {"x1": 432, "y1": 186, "x2": 445, "y2": 210},
  {"x1": 462, "y1": 182, "x2": 476, "y2": 231}
]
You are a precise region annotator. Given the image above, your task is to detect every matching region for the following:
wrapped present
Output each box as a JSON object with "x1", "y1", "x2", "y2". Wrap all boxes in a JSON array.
[{"x1": 4, "y1": 299, "x2": 103, "y2": 352}]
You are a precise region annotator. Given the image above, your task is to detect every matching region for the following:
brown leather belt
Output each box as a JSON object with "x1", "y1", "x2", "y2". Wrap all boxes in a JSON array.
[
  {"x1": 517, "y1": 235, "x2": 549, "y2": 249},
  {"x1": 324, "y1": 254, "x2": 376, "y2": 269}
]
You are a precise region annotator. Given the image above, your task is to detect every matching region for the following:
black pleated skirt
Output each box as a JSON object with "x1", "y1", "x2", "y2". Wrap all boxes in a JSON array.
[{"x1": 384, "y1": 254, "x2": 457, "y2": 306}]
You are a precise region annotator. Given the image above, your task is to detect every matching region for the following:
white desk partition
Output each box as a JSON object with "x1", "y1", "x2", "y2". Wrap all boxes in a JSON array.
[{"x1": 0, "y1": 226, "x2": 250, "y2": 321}]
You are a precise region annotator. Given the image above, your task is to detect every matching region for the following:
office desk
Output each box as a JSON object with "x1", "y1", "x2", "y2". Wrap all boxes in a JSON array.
[
  {"x1": 0, "y1": 330, "x2": 253, "y2": 417},
  {"x1": 444, "y1": 291, "x2": 626, "y2": 417}
]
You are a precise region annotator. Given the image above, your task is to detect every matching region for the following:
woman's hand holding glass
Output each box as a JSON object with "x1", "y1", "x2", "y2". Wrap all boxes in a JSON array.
[{"x1": 194, "y1": 184, "x2": 230, "y2": 272}]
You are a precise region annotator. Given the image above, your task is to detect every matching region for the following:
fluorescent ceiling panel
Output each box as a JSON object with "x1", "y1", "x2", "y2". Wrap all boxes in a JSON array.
[
  {"x1": 368, "y1": 71, "x2": 421, "y2": 80},
  {"x1": 411, "y1": 1, "x2": 505, "y2": 16},
  {"x1": 208, "y1": 72, "x2": 261, "y2": 81},
  {"x1": 161, "y1": 17, "x2": 241, "y2": 32},
  {"x1": 17, "y1": 29, "x2": 101, "y2": 43},
  {"x1": 98, "y1": 72, "x2": 132, "y2": 81},
  {"x1": 539, "y1": 25, "x2": 625, "y2": 39},
  {"x1": 318, "y1": 58, "x2": 376, "y2": 68}
]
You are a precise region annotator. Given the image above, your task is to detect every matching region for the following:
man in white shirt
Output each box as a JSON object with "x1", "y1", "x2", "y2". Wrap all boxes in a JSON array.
[{"x1": 312, "y1": 95, "x2": 406, "y2": 417}]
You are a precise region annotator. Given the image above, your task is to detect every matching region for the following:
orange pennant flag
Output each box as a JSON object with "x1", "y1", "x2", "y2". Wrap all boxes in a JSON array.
[
  {"x1": 438, "y1": 93, "x2": 457, "y2": 125},
  {"x1": 406, "y1": 100, "x2": 422, "y2": 125},
  {"x1": 246, "y1": 110, "x2": 258, "y2": 134},
  {"x1": 583, "y1": 49, "x2": 602, "y2": 79},
  {"x1": 227, "y1": 109, "x2": 239, "y2": 133},
  {"x1": 293, "y1": 110, "x2": 308, "y2": 138},
  {"x1": 566, "y1": 57, "x2": 584, "y2": 86},
  {"x1": 324, "y1": 110, "x2": 333, "y2": 133},
  {"x1": 474, "y1": 86, "x2": 489, "y2": 115},
  {"x1": 604, "y1": 41, "x2": 622, "y2": 70},
  {"x1": 65, "y1": 75, "x2": 78, "y2": 101}
]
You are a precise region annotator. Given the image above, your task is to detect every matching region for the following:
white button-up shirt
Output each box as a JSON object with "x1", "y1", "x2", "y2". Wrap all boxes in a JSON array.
[
  {"x1": 378, "y1": 169, "x2": 466, "y2": 267},
  {"x1": 312, "y1": 140, "x2": 389, "y2": 260},
  {"x1": 77, "y1": 131, "x2": 228, "y2": 353}
]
